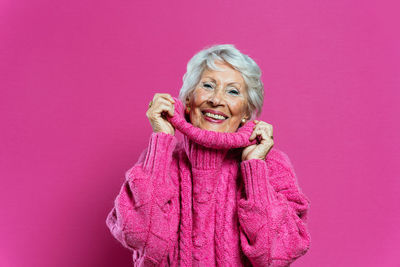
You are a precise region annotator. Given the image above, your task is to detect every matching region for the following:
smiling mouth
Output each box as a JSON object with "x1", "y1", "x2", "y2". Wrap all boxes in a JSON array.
[{"x1": 201, "y1": 111, "x2": 228, "y2": 121}]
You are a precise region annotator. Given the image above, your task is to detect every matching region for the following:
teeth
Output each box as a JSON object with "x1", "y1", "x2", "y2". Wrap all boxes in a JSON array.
[{"x1": 204, "y1": 112, "x2": 226, "y2": 120}]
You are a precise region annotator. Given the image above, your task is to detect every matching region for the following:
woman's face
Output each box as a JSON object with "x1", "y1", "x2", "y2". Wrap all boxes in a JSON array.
[{"x1": 186, "y1": 61, "x2": 249, "y2": 133}]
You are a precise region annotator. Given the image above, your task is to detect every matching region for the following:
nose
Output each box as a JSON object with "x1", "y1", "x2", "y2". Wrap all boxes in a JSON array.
[{"x1": 208, "y1": 88, "x2": 225, "y2": 106}]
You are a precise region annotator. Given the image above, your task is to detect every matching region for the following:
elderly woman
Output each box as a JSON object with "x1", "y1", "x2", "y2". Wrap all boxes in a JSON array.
[{"x1": 106, "y1": 44, "x2": 311, "y2": 266}]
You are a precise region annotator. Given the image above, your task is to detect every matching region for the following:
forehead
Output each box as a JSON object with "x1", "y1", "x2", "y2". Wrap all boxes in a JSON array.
[{"x1": 201, "y1": 62, "x2": 245, "y2": 84}]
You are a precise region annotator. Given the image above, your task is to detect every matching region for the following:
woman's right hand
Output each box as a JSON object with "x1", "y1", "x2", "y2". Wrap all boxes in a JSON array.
[{"x1": 146, "y1": 93, "x2": 175, "y2": 135}]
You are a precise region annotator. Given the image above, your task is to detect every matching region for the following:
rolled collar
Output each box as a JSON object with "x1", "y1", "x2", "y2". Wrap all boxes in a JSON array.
[
  {"x1": 166, "y1": 97, "x2": 258, "y2": 170},
  {"x1": 166, "y1": 97, "x2": 257, "y2": 149}
]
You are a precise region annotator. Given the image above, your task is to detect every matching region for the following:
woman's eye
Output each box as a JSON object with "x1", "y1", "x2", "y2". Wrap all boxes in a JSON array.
[
  {"x1": 203, "y1": 82, "x2": 214, "y2": 89},
  {"x1": 228, "y1": 89, "x2": 239, "y2": 95}
]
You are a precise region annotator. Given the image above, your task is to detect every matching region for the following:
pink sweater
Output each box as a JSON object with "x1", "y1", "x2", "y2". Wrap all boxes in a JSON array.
[{"x1": 106, "y1": 98, "x2": 311, "y2": 266}]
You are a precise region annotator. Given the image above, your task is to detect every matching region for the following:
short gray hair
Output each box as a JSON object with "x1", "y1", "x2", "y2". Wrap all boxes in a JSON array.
[{"x1": 179, "y1": 44, "x2": 264, "y2": 119}]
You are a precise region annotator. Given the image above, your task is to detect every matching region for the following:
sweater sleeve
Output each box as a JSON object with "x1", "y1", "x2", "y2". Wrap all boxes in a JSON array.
[
  {"x1": 237, "y1": 151, "x2": 311, "y2": 267},
  {"x1": 105, "y1": 132, "x2": 180, "y2": 265}
]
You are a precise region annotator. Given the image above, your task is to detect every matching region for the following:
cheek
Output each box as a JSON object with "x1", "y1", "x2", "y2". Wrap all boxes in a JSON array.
[
  {"x1": 191, "y1": 89, "x2": 210, "y2": 112},
  {"x1": 193, "y1": 89, "x2": 209, "y2": 102},
  {"x1": 189, "y1": 100, "x2": 203, "y2": 123},
  {"x1": 230, "y1": 101, "x2": 247, "y2": 116}
]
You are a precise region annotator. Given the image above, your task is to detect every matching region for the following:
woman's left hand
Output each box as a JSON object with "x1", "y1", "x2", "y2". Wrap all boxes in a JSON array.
[{"x1": 242, "y1": 120, "x2": 274, "y2": 161}]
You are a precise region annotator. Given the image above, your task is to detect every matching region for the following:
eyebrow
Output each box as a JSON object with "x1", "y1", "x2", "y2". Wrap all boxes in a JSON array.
[
  {"x1": 202, "y1": 76, "x2": 242, "y2": 87},
  {"x1": 203, "y1": 76, "x2": 216, "y2": 82},
  {"x1": 227, "y1": 82, "x2": 242, "y2": 87}
]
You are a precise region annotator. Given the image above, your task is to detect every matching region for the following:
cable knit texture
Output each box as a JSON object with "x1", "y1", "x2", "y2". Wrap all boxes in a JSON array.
[{"x1": 106, "y1": 97, "x2": 311, "y2": 266}]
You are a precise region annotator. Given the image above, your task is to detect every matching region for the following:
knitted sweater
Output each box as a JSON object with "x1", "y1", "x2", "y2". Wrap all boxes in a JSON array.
[{"x1": 106, "y1": 98, "x2": 311, "y2": 266}]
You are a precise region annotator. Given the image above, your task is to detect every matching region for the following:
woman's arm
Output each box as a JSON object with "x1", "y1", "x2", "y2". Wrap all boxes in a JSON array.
[
  {"x1": 237, "y1": 150, "x2": 311, "y2": 267},
  {"x1": 106, "y1": 132, "x2": 180, "y2": 265}
]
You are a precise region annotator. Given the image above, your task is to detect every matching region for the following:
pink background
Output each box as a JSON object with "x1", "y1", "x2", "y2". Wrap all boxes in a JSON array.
[{"x1": 1, "y1": 0, "x2": 399, "y2": 266}]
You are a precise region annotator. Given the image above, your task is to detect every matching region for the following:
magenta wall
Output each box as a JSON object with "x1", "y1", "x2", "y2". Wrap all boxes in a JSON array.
[{"x1": 1, "y1": 0, "x2": 399, "y2": 266}]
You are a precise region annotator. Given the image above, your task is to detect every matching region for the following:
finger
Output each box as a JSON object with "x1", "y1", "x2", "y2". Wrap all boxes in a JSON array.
[
  {"x1": 161, "y1": 95, "x2": 176, "y2": 105},
  {"x1": 256, "y1": 121, "x2": 273, "y2": 136},
  {"x1": 253, "y1": 122, "x2": 271, "y2": 137},
  {"x1": 259, "y1": 128, "x2": 270, "y2": 144},
  {"x1": 153, "y1": 102, "x2": 174, "y2": 117},
  {"x1": 157, "y1": 102, "x2": 174, "y2": 117},
  {"x1": 167, "y1": 104, "x2": 175, "y2": 117},
  {"x1": 250, "y1": 123, "x2": 267, "y2": 141},
  {"x1": 249, "y1": 123, "x2": 260, "y2": 140},
  {"x1": 263, "y1": 124, "x2": 273, "y2": 138},
  {"x1": 153, "y1": 97, "x2": 173, "y2": 108},
  {"x1": 249, "y1": 127, "x2": 258, "y2": 141},
  {"x1": 250, "y1": 128, "x2": 262, "y2": 141},
  {"x1": 257, "y1": 126, "x2": 272, "y2": 143},
  {"x1": 259, "y1": 130, "x2": 274, "y2": 152},
  {"x1": 157, "y1": 93, "x2": 175, "y2": 104}
]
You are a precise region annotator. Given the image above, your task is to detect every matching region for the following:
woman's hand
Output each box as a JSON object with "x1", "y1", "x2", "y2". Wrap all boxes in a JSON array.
[
  {"x1": 146, "y1": 93, "x2": 176, "y2": 135},
  {"x1": 242, "y1": 120, "x2": 274, "y2": 161}
]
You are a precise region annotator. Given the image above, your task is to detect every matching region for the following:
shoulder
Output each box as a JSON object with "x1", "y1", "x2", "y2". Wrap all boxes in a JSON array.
[
  {"x1": 135, "y1": 134, "x2": 184, "y2": 162},
  {"x1": 264, "y1": 147, "x2": 301, "y2": 190},
  {"x1": 128, "y1": 135, "x2": 184, "y2": 174},
  {"x1": 265, "y1": 147, "x2": 295, "y2": 171}
]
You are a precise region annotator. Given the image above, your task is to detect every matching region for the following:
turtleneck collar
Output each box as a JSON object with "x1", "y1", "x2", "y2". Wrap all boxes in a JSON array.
[{"x1": 166, "y1": 97, "x2": 258, "y2": 169}]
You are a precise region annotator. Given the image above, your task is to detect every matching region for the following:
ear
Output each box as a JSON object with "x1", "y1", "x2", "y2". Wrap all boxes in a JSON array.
[
  {"x1": 185, "y1": 96, "x2": 190, "y2": 107},
  {"x1": 185, "y1": 93, "x2": 193, "y2": 110},
  {"x1": 244, "y1": 107, "x2": 251, "y2": 121}
]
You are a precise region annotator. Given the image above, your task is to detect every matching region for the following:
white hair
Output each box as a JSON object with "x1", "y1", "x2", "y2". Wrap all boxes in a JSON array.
[{"x1": 179, "y1": 44, "x2": 264, "y2": 119}]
